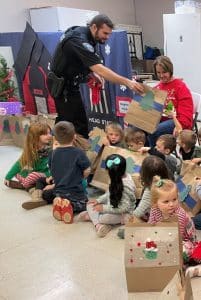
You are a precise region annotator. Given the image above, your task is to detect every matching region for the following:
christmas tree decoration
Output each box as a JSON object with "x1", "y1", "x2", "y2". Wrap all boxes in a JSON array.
[
  {"x1": 0, "y1": 54, "x2": 22, "y2": 115},
  {"x1": 0, "y1": 55, "x2": 18, "y2": 102}
]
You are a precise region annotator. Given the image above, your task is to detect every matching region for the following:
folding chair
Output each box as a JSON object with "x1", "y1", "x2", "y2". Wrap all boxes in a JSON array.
[{"x1": 191, "y1": 91, "x2": 201, "y2": 144}]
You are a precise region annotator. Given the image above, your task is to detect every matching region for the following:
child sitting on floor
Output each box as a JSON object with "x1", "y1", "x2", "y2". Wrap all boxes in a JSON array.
[
  {"x1": 77, "y1": 154, "x2": 136, "y2": 237},
  {"x1": 21, "y1": 138, "x2": 60, "y2": 210},
  {"x1": 149, "y1": 177, "x2": 201, "y2": 278},
  {"x1": 117, "y1": 155, "x2": 171, "y2": 239},
  {"x1": 4, "y1": 122, "x2": 52, "y2": 190},
  {"x1": 51, "y1": 121, "x2": 91, "y2": 224},
  {"x1": 140, "y1": 134, "x2": 178, "y2": 178},
  {"x1": 102, "y1": 122, "x2": 125, "y2": 147},
  {"x1": 177, "y1": 130, "x2": 201, "y2": 162},
  {"x1": 124, "y1": 127, "x2": 146, "y2": 152}
]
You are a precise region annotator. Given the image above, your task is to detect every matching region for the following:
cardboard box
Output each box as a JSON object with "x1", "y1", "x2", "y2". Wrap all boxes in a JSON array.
[
  {"x1": 91, "y1": 145, "x2": 147, "y2": 199},
  {"x1": 125, "y1": 221, "x2": 182, "y2": 292},
  {"x1": 124, "y1": 85, "x2": 167, "y2": 133},
  {"x1": 177, "y1": 165, "x2": 201, "y2": 216}
]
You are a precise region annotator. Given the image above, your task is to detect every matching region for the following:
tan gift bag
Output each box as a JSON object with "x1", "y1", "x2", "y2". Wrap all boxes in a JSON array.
[
  {"x1": 180, "y1": 160, "x2": 197, "y2": 177},
  {"x1": 91, "y1": 145, "x2": 147, "y2": 199},
  {"x1": 86, "y1": 127, "x2": 107, "y2": 173},
  {"x1": 177, "y1": 165, "x2": 201, "y2": 215},
  {"x1": 124, "y1": 221, "x2": 182, "y2": 292},
  {"x1": 124, "y1": 85, "x2": 167, "y2": 133}
]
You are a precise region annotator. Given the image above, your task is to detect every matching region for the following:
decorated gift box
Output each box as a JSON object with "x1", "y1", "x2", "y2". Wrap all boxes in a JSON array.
[
  {"x1": 124, "y1": 221, "x2": 182, "y2": 292},
  {"x1": 0, "y1": 101, "x2": 22, "y2": 115}
]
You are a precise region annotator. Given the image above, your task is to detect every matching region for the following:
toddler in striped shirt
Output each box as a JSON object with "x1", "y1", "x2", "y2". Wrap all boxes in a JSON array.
[{"x1": 149, "y1": 176, "x2": 201, "y2": 278}]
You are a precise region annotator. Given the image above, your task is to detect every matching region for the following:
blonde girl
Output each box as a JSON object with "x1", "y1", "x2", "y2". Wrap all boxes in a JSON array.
[
  {"x1": 102, "y1": 122, "x2": 125, "y2": 147},
  {"x1": 4, "y1": 122, "x2": 52, "y2": 189},
  {"x1": 149, "y1": 177, "x2": 201, "y2": 278}
]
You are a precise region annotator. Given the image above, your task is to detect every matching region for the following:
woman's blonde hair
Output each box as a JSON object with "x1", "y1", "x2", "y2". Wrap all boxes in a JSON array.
[
  {"x1": 19, "y1": 122, "x2": 51, "y2": 169},
  {"x1": 150, "y1": 176, "x2": 178, "y2": 207}
]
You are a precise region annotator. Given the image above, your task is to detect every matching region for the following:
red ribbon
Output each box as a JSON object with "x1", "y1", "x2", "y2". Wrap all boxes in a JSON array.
[{"x1": 87, "y1": 77, "x2": 102, "y2": 105}]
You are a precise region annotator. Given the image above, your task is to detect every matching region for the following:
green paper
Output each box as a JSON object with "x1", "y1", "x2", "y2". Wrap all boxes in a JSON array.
[
  {"x1": 3, "y1": 119, "x2": 10, "y2": 133},
  {"x1": 90, "y1": 136, "x2": 100, "y2": 151},
  {"x1": 126, "y1": 157, "x2": 136, "y2": 173},
  {"x1": 139, "y1": 91, "x2": 154, "y2": 111},
  {"x1": 164, "y1": 101, "x2": 174, "y2": 114},
  {"x1": 15, "y1": 121, "x2": 21, "y2": 134},
  {"x1": 24, "y1": 124, "x2": 29, "y2": 134}
]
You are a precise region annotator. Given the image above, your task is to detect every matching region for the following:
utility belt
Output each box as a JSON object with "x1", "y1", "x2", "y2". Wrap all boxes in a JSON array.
[
  {"x1": 47, "y1": 71, "x2": 87, "y2": 98},
  {"x1": 46, "y1": 71, "x2": 65, "y2": 99}
]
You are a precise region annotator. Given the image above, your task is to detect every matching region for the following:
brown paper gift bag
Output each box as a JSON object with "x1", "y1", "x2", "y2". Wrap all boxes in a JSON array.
[
  {"x1": 86, "y1": 127, "x2": 107, "y2": 173},
  {"x1": 177, "y1": 165, "x2": 201, "y2": 216},
  {"x1": 124, "y1": 221, "x2": 182, "y2": 292},
  {"x1": 180, "y1": 160, "x2": 197, "y2": 177},
  {"x1": 124, "y1": 85, "x2": 167, "y2": 133},
  {"x1": 91, "y1": 145, "x2": 147, "y2": 198}
]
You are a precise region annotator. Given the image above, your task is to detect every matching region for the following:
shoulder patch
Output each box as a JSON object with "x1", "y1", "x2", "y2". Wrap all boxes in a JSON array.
[{"x1": 82, "y1": 42, "x2": 94, "y2": 52}]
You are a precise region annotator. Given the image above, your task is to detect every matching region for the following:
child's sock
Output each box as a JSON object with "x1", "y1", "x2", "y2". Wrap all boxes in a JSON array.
[
  {"x1": 185, "y1": 264, "x2": 201, "y2": 278},
  {"x1": 76, "y1": 211, "x2": 90, "y2": 222}
]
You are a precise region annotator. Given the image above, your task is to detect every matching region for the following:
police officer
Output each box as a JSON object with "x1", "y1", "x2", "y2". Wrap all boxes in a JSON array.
[{"x1": 49, "y1": 14, "x2": 143, "y2": 139}]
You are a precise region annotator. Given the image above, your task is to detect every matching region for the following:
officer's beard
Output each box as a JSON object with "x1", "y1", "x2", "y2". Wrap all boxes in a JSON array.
[{"x1": 94, "y1": 31, "x2": 106, "y2": 44}]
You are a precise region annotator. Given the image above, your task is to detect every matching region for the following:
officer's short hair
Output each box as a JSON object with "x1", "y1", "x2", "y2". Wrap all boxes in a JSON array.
[
  {"x1": 54, "y1": 121, "x2": 75, "y2": 145},
  {"x1": 89, "y1": 14, "x2": 114, "y2": 29}
]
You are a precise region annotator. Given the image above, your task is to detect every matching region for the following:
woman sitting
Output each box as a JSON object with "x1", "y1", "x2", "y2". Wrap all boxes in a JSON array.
[{"x1": 148, "y1": 55, "x2": 193, "y2": 147}]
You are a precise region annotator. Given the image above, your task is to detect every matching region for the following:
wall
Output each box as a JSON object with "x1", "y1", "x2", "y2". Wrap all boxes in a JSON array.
[
  {"x1": 134, "y1": 0, "x2": 175, "y2": 50},
  {"x1": 0, "y1": 0, "x2": 136, "y2": 32}
]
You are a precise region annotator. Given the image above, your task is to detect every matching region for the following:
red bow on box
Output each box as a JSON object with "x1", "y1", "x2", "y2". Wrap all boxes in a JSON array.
[{"x1": 146, "y1": 241, "x2": 157, "y2": 249}]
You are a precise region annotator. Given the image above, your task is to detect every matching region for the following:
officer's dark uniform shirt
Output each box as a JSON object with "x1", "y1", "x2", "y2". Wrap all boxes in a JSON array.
[
  {"x1": 52, "y1": 26, "x2": 102, "y2": 138},
  {"x1": 53, "y1": 26, "x2": 101, "y2": 87}
]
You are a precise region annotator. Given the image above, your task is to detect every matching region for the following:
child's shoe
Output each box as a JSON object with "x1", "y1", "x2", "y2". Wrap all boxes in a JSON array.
[
  {"x1": 22, "y1": 189, "x2": 47, "y2": 210},
  {"x1": 61, "y1": 199, "x2": 73, "y2": 224},
  {"x1": 96, "y1": 224, "x2": 112, "y2": 238},
  {"x1": 185, "y1": 265, "x2": 201, "y2": 278},
  {"x1": 8, "y1": 180, "x2": 24, "y2": 189},
  {"x1": 53, "y1": 197, "x2": 63, "y2": 221}
]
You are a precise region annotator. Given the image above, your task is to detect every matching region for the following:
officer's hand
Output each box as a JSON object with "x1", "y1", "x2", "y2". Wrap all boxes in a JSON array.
[
  {"x1": 91, "y1": 72, "x2": 105, "y2": 88},
  {"x1": 128, "y1": 79, "x2": 144, "y2": 94}
]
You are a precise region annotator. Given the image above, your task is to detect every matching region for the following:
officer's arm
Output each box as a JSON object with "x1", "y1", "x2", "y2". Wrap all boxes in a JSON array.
[{"x1": 90, "y1": 63, "x2": 144, "y2": 94}]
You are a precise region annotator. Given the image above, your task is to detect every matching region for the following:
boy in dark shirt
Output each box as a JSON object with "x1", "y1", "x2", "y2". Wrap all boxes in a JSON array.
[{"x1": 52, "y1": 121, "x2": 91, "y2": 223}]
